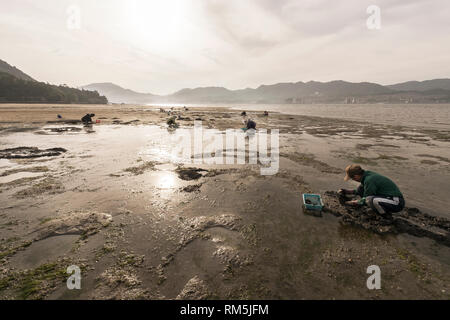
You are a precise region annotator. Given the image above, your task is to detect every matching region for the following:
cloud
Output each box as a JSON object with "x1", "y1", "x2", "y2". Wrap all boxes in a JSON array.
[{"x1": 0, "y1": 0, "x2": 449, "y2": 93}]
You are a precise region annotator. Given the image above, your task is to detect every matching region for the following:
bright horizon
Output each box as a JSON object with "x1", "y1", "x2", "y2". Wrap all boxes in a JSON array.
[{"x1": 1, "y1": 0, "x2": 450, "y2": 95}]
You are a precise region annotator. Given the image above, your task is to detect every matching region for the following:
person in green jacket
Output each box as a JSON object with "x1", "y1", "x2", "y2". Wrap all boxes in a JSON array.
[{"x1": 339, "y1": 164, "x2": 405, "y2": 216}]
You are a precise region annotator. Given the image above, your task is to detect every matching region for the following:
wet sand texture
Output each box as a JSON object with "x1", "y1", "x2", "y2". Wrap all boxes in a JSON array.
[{"x1": 0, "y1": 104, "x2": 449, "y2": 300}]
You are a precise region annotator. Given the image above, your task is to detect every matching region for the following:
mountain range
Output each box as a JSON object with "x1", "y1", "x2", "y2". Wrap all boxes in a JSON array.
[
  {"x1": 83, "y1": 79, "x2": 450, "y2": 104},
  {"x1": 1, "y1": 58, "x2": 449, "y2": 104}
]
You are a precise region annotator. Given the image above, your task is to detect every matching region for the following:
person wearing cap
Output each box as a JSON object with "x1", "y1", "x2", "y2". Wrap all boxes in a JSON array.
[{"x1": 339, "y1": 164, "x2": 405, "y2": 216}]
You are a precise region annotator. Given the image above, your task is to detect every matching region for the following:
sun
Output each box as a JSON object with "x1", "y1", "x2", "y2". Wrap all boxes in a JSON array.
[{"x1": 121, "y1": 0, "x2": 188, "y2": 51}]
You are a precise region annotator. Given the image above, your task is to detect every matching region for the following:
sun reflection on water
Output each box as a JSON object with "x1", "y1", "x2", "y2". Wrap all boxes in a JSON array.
[{"x1": 157, "y1": 172, "x2": 178, "y2": 189}]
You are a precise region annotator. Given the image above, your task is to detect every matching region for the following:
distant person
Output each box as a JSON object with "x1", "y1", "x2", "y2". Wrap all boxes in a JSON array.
[
  {"x1": 244, "y1": 118, "x2": 257, "y2": 131},
  {"x1": 81, "y1": 113, "x2": 95, "y2": 125},
  {"x1": 263, "y1": 111, "x2": 269, "y2": 117},
  {"x1": 241, "y1": 111, "x2": 247, "y2": 117},
  {"x1": 339, "y1": 164, "x2": 405, "y2": 218},
  {"x1": 167, "y1": 116, "x2": 179, "y2": 129}
]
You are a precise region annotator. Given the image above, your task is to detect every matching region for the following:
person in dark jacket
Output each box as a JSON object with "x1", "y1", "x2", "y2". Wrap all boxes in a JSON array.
[
  {"x1": 81, "y1": 113, "x2": 95, "y2": 125},
  {"x1": 339, "y1": 164, "x2": 405, "y2": 216},
  {"x1": 245, "y1": 119, "x2": 256, "y2": 130}
]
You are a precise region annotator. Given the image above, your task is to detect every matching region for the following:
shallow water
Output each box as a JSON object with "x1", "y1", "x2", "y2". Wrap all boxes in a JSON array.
[
  {"x1": 149, "y1": 103, "x2": 450, "y2": 130},
  {"x1": 0, "y1": 172, "x2": 45, "y2": 184},
  {"x1": 231, "y1": 104, "x2": 450, "y2": 130},
  {"x1": 1, "y1": 119, "x2": 450, "y2": 299}
]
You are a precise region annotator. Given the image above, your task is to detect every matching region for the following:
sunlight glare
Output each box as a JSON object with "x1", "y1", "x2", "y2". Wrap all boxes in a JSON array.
[{"x1": 122, "y1": 0, "x2": 188, "y2": 51}]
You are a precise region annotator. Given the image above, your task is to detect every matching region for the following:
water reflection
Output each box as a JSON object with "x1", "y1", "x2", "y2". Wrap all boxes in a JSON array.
[
  {"x1": 83, "y1": 125, "x2": 96, "y2": 134},
  {"x1": 157, "y1": 172, "x2": 177, "y2": 189}
]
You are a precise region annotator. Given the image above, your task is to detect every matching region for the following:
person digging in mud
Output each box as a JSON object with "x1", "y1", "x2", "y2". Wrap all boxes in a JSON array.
[
  {"x1": 242, "y1": 116, "x2": 256, "y2": 131},
  {"x1": 338, "y1": 164, "x2": 405, "y2": 221},
  {"x1": 167, "y1": 116, "x2": 179, "y2": 129},
  {"x1": 81, "y1": 113, "x2": 95, "y2": 125}
]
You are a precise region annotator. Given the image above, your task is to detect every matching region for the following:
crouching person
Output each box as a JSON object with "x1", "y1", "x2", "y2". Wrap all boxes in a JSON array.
[{"x1": 340, "y1": 164, "x2": 405, "y2": 218}]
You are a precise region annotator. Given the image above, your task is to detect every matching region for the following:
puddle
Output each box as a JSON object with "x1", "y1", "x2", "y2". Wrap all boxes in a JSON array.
[
  {"x1": 8, "y1": 235, "x2": 79, "y2": 269},
  {"x1": 0, "y1": 171, "x2": 45, "y2": 184},
  {"x1": 152, "y1": 171, "x2": 180, "y2": 190},
  {"x1": 37, "y1": 127, "x2": 83, "y2": 135},
  {"x1": 0, "y1": 159, "x2": 14, "y2": 169},
  {"x1": 380, "y1": 135, "x2": 404, "y2": 140},
  {"x1": 155, "y1": 163, "x2": 178, "y2": 171}
]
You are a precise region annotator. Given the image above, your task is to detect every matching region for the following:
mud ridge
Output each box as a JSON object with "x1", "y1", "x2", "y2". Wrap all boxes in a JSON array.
[
  {"x1": 322, "y1": 191, "x2": 450, "y2": 246},
  {"x1": 32, "y1": 212, "x2": 113, "y2": 241},
  {"x1": 0, "y1": 147, "x2": 67, "y2": 159}
]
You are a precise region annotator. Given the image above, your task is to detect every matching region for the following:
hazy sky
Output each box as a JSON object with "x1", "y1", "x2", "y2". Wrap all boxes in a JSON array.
[{"x1": 1, "y1": 0, "x2": 449, "y2": 94}]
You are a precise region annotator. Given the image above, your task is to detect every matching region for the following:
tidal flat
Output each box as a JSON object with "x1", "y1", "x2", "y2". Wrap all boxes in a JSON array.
[{"x1": 0, "y1": 103, "x2": 449, "y2": 299}]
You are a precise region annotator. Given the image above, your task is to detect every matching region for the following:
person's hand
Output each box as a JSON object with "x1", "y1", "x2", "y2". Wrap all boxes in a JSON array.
[
  {"x1": 338, "y1": 189, "x2": 352, "y2": 195},
  {"x1": 345, "y1": 200, "x2": 360, "y2": 206}
]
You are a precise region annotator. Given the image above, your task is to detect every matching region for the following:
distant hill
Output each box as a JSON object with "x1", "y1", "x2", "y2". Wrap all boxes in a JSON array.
[
  {"x1": 2, "y1": 57, "x2": 450, "y2": 104},
  {"x1": 171, "y1": 87, "x2": 234, "y2": 103},
  {"x1": 0, "y1": 72, "x2": 108, "y2": 104},
  {"x1": 81, "y1": 83, "x2": 160, "y2": 104},
  {"x1": 166, "y1": 79, "x2": 450, "y2": 103},
  {"x1": 84, "y1": 80, "x2": 398, "y2": 104},
  {"x1": 388, "y1": 79, "x2": 450, "y2": 92},
  {"x1": 83, "y1": 79, "x2": 450, "y2": 104},
  {"x1": 0, "y1": 59, "x2": 35, "y2": 81}
]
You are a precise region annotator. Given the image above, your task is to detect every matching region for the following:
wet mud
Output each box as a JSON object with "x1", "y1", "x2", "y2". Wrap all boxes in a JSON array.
[
  {"x1": 0, "y1": 147, "x2": 67, "y2": 159},
  {"x1": 1, "y1": 104, "x2": 449, "y2": 300},
  {"x1": 181, "y1": 184, "x2": 203, "y2": 193},
  {"x1": 176, "y1": 167, "x2": 208, "y2": 181},
  {"x1": 13, "y1": 177, "x2": 64, "y2": 198},
  {"x1": 176, "y1": 276, "x2": 211, "y2": 300},
  {"x1": 123, "y1": 161, "x2": 160, "y2": 175},
  {"x1": 41, "y1": 127, "x2": 82, "y2": 134},
  {"x1": 33, "y1": 212, "x2": 113, "y2": 241},
  {"x1": 322, "y1": 192, "x2": 450, "y2": 246}
]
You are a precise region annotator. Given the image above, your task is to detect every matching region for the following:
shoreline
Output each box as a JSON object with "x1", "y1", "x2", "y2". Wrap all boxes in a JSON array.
[{"x1": 2, "y1": 102, "x2": 449, "y2": 131}]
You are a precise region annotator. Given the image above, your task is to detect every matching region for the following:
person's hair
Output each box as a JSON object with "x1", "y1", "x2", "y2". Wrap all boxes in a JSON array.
[{"x1": 351, "y1": 167, "x2": 365, "y2": 177}]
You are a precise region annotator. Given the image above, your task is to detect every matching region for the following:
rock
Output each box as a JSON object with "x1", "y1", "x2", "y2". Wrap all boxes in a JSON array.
[
  {"x1": 35, "y1": 212, "x2": 112, "y2": 240},
  {"x1": 176, "y1": 276, "x2": 210, "y2": 300},
  {"x1": 182, "y1": 184, "x2": 202, "y2": 193},
  {"x1": 176, "y1": 167, "x2": 208, "y2": 181}
]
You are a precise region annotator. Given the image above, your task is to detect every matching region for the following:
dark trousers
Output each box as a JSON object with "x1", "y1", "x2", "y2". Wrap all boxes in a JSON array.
[{"x1": 356, "y1": 186, "x2": 405, "y2": 215}]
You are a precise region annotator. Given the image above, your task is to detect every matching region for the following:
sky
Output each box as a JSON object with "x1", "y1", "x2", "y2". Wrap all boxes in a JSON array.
[{"x1": 1, "y1": 0, "x2": 450, "y2": 95}]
